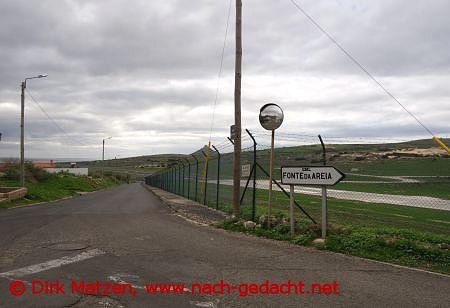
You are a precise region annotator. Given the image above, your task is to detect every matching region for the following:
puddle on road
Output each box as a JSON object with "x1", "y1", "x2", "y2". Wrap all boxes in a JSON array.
[{"x1": 46, "y1": 242, "x2": 90, "y2": 251}]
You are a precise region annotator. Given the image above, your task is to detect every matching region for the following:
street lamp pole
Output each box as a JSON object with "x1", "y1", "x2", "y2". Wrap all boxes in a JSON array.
[
  {"x1": 102, "y1": 137, "x2": 112, "y2": 179},
  {"x1": 20, "y1": 74, "x2": 47, "y2": 187}
]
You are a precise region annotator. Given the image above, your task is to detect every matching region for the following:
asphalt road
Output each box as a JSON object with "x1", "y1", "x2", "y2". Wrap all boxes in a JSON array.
[{"x1": 0, "y1": 183, "x2": 448, "y2": 307}]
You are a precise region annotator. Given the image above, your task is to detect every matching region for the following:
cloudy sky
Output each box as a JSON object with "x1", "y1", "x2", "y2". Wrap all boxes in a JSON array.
[{"x1": 0, "y1": 0, "x2": 449, "y2": 160}]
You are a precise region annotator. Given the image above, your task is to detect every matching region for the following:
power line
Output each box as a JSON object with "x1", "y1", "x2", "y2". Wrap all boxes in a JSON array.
[
  {"x1": 25, "y1": 88, "x2": 89, "y2": 146},
  {"x1": 209, "y1": 0, "x2": 233, "y2": 140},
  {"x1": 288, "y1": 0, "x2": 435, "y2": 137}
]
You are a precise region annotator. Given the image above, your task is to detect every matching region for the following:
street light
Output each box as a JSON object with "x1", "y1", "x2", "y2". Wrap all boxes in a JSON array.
[
  {"x1": 102, "y1": 137, "x2": 112, "y2": 179},
  {"x1": 259, "y1": 103, "x2": 284, "y2": 228},
  {"x1": 20, "y1": 74, "x2": 48, "y2": 187}
]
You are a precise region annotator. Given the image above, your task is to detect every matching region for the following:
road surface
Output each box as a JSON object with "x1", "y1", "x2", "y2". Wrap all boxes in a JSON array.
[{"x1": 0, "y1": 183, "x2": 448, "y2": 307}]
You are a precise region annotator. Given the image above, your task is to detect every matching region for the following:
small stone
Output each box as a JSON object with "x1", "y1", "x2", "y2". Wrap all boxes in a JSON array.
[
  {"x1": 259, "y1": 215, "x2": 281, "y2": 229},
  {"x1": 438, "y1": 243, "x2": 449, "y2": 250},
  {"x1": 243, "y1": 221, "x2": 256, "y2": 230},
  {"x1": 312, "y1": 238, "x2": 325, "y2": 247}
]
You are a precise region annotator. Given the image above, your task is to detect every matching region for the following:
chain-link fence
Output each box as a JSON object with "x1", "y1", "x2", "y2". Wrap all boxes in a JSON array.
[{"x1": 146, "y1": 132, "x2": 450, "y2": 235}]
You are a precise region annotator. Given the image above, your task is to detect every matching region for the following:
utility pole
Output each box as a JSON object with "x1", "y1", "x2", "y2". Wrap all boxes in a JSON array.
[
  {"x1": 232, "y1": 0, "x2": 242, "y2": 218},
  {"x1": 102, "y1": 139, "x2": 105, "y2": 178},
  {"x1": 102, "y1": 137, "x2": 112, "y2": 179},
  {"x1": 20, "y1": 74, "x2": 47, "y2": 187}
]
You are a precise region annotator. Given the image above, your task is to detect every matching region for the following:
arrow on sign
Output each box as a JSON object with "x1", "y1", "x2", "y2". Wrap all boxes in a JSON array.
[{"x1": 281, "y1": 166, "x2": 345, "y2": 186}]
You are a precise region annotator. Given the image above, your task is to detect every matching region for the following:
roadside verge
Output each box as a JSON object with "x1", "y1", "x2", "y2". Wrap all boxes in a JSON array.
[
  {"x1": 144, "y1": 184, "x2": 450, "y2": 275},
  {"x1": 143, "y1": 185, "x2": 227, "y2": 226}
]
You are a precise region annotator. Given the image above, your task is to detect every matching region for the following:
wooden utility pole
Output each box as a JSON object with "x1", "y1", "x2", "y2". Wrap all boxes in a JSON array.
[{"x1": 232, "y1": 0, "x2": 242, "y2": 218}]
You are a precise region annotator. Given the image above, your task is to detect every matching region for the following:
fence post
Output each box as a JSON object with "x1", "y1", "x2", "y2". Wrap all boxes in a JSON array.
[
  {"x1": 178, "y1": 162, "x2": 181, "y2": 195},
  {"x1": 182, "y1": 161, "x2": 185, "y2": 197},
  {"x1": 186, "y1": 159, "x2": 191, "y2": 200},
  {"x1": 173, "y1": 167, "x2": 176, "y2": 193},
  {"x1": 201, "y1": 150, "x2": 209, "y2": 206},
  {"x1": 256, "y1": 162, "x2": 317, "y2": 224},
  {"x1": 191, "y1": 154, "x2": 199, "y2": 202},
  {"x1": 211, "y1": 145, "x2": 221, "y2": 210},
  {"x1": 246, "y1": 129, "x2": 257, "y2": 221},
  {"x1": 169, "y1": 168, "x2": 172, "y2": 192},
  {"x1": 165, "y1": 170, "x2": 168, "y2": 190}
]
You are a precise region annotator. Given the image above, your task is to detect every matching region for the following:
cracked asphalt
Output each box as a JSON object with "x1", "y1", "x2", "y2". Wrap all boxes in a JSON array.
[{"x1": 0, "y1": 183, "x2": 448, "y2": 307}]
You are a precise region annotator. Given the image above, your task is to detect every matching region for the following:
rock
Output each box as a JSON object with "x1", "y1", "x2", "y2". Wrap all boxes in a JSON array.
[
  {"x1": 438, "y1": 243, "x2": 449, "y2": 250},
  {"x1": 243, "y1": 221, "x2": 257, "y2": 230},
  {"x1": 233, "y1": 220, "x2": 244, "y2": 226},
  {"x1": 227, "y1": 215, "x2": 240, "y2": 223},
  {"x1": 281, "y1": 217, "x2": 296, "y2": 227},
  {"x1": 312, "y1": 238, "x2": 325, "y2": 247},
  {"x1": 259, "y1": 215, "x2": 281, "y2": 229}
]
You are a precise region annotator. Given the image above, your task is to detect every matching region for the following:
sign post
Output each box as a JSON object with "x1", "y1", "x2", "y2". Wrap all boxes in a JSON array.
[
  {"x1": 259, "y1": 103, "x2": 284, "y2": 228},
  {"x1": 290, "y1": 185, "x2": 295, "y2": 237},
  {"x1": 321, "y1": 187, "x2": 327, "y2": 238},
  {"x1": 281, "y1": 166, "x2": 345, "y2": 238}
]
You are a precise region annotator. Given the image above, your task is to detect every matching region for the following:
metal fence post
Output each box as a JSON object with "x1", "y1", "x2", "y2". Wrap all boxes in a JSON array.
[
  {"x1": 178, "y1": 163, "x2": 181, "y2": 195},
  {"x1": 185, "y1": 158, "x2": 191, "y2": 200},
  {"x1": 201, "y1": 150, "x2": 208, "y2": 205},
  {"x1": 172, "y1": 167, "x2": 175, "y2": 193},
  {"x1": 256, "y1": 162, "x2": 317, "y2": 224},
  {"x1": 212, "y1": 145, "x2": 221, "y2": 210},
  {"x1": 165, "y1": 170, "x2": 168, "y2": 190},
  {"x1": 246, "y1": 129, "x2": 257, "y2": 221},
  {"x1": 182, "y1": 161, "x2": 185, "y2": 197},
  {"x1": 166, "y1": 170, "x2": 168, "y2": 190},
  {"x1": 191, "y1": 154, "x2": 199, "y2": 202}
]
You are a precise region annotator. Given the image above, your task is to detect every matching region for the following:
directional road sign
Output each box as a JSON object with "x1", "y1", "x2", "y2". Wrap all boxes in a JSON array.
[{"x1": 281, "y1": 166, "x2": 345, "y2": 186}]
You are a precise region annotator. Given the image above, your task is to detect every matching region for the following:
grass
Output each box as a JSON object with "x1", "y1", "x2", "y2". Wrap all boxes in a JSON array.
[
  {"x1": 166, "y1": 180, "x2": 450, "y2": 235},
  {"x1": 218, "y1": 217, "x2": 450, "y2": 274},
  {"x1": 152, "y1": 175, "x2": 450, "y2": 274},
  {"x1": 0, "y1": 174, "x2": 119, "y2": 208},
  {"x1": 335, "y1": 157, "x2": 450, "y2": 176},
  {"x1": 334, "y1": 182, "x2": 450, "y2": 199}
]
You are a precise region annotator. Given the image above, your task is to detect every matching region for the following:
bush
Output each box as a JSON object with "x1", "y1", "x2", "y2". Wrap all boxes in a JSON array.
[
  {"x1": 0, "y1": 161, "x2": 49, "y2": 183},
  {"x1": 25, "y1": 163, "x2": 49, "y2": 182}
]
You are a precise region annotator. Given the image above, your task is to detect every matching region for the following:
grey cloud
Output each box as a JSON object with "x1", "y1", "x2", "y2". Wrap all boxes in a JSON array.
[{"x1": 1, "y1": 0, "x2": 450, "y2": 158}]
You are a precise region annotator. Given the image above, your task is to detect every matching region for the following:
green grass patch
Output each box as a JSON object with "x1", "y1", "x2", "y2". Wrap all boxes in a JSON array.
[
  {"x1": 334, "y1": 182, "x2": 450, "y2": 199},
  {"x1": 169, "y1": 181, "x2": 450, "y2": 235},
  {"x1": 0, "y1": 174, "x2": 119, "y2": 209},
  {"x1": 324, "y1": 227, "x2": 450, "y2": 274},
  {"x1": 336, "y1": 158, "x2": 450, "y2": 176},
  {"x1": 218, "y1": 219, "x2": 450, "y2": 274}
]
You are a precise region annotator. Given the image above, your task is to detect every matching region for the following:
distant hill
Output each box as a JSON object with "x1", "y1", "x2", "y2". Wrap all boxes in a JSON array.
[{"x1": 56, "y1": 138, "x2": 449, "y2": 173}]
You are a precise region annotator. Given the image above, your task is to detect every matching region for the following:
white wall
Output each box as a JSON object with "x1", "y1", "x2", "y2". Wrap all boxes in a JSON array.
[{"x1": 44, "y1": 168, "x2": 89, "y2": 176}]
